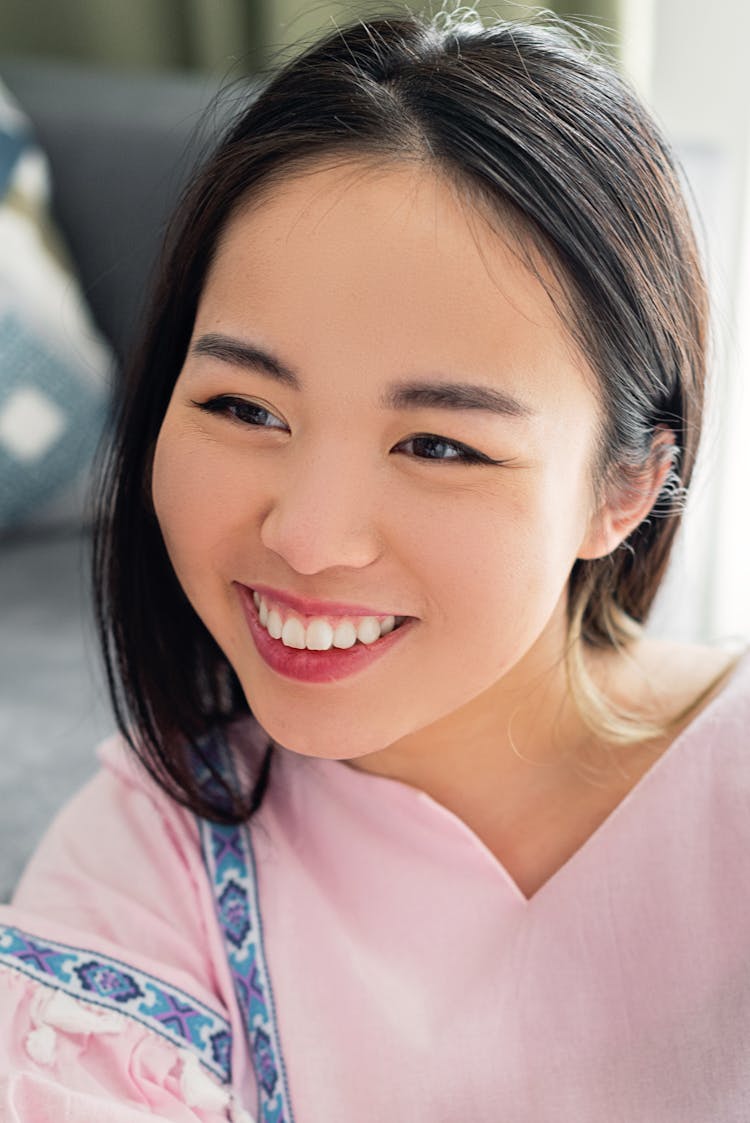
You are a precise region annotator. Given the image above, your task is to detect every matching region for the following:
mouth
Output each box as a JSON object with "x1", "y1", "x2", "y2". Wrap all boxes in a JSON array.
[
  {"x1": 246, "y1": 584, "x2": 410, "y2": 649},
  {"x1": 236, "y1": 583, "x2": 416, "y2": 684}
]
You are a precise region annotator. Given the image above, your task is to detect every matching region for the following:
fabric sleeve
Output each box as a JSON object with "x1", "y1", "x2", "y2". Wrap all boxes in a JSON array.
[
  {"x1": 0, "y1": 733, "x2": 255, "y2": 1122},
  {"x1": 0, "y1": 961, "x2": 247, "y2": 1122},
  {"x1": 10, "y1": 736, "x2": 217, "y2": 989}
]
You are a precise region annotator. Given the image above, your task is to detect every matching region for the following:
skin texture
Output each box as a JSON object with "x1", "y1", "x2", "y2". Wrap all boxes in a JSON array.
[{"x1": 152, "y1": 159, "x2": 727, "y2": 896}]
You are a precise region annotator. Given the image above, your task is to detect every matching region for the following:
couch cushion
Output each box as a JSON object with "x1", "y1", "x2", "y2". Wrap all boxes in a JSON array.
[
  {"x1": 0, "y1": 528, "x2": 115, "y2": 902},
  {"x1": 0, "y1": 77, "x2": 114, "y2": 536},
  {"x1": 0, "y1": 58, "x2": 246, "y2": 368}
]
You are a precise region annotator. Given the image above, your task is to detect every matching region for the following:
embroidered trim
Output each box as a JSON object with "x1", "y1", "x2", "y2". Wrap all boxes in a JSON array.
[
  {"x1": 196, "y1": 727, "x2": 295, "y2": 1123},
  {"x1": 0, "y1": 924, "x2": 232, "y2": 1084}
]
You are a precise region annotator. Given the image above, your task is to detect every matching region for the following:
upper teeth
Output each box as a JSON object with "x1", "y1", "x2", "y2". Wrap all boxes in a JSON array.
[{"x1": 253, "y1": 591, "x2": 402, "y2": 651}]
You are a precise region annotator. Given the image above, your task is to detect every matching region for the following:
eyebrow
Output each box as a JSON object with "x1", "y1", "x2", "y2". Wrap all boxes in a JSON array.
[{"x1": 190, "y1": 332, "x2": 535, "y2": 419}]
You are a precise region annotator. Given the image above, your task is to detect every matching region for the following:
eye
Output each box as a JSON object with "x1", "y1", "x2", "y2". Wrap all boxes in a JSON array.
[
  {"x1": 395, "y1": 433, "x2": 505, "y2": 465},
  {"x1": 191, "y1": 395, "x2": 287, "y2": 430},
  {"x1": 191, "y1": 398, "x2": 511, "y2": 466}
]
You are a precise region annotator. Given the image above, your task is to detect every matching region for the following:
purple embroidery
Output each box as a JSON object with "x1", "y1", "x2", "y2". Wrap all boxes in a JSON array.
[
  {"x1": 198, "y1": 727, "x2": 295, "y2": 1123},
  {"x1": 212, "y1": 1029, "x2": 233, "y2": 1073},
  {"x1": 219, "y1": 879, "x2": 252, "y2": 948},
  {"x1": 13, "y1": 933, "x2": 70, "y2": 977},
  {"x1": 150, "y1": 992, "x2": 212, "y2": 1039},
  {"x1": 75, "y1": 961, "x2": 143, "y2": 1002},
  {"x1": 250, "y1": 963, "x2": 266, "y2": 1004},
  {"x1": 0, "y1": 924, "x2": 232, "y2": 1085},
  {"x1": 213, "y1": 830, "x2": 245, "y2": 865},
  {"x1": 253, "y1": 1026, "x2": 279, "y2": 1097}
]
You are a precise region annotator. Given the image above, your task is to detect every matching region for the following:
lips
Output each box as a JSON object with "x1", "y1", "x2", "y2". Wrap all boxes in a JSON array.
[
  {"x1": 241, "y1": 582, "x2": 408, "y2": 621},
  {"x1": 252, "y1": 588, "x2": 402, "y2": 651},
  {"x1": 236, "y1": 583, "x2": 416, "y2": 684}
]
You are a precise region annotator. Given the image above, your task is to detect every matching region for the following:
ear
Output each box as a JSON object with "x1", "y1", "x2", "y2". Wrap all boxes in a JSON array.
[{"x1": 578, "y1": 427, "x2": 677, "y2": 561}]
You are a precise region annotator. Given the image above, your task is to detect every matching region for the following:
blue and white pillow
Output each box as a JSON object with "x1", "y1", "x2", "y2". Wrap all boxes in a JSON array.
[{"x1": 0, "y1": 78, "x2": 114, "y2": 535}]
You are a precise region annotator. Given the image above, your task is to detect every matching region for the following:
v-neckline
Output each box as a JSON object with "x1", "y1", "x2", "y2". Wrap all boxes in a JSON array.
[{"x1": 317, "y1": 646, "x2": 749, "y2": 907}]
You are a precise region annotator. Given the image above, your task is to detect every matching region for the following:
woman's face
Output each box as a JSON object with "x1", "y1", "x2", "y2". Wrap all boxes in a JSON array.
[{"x1": 152, "y1": 159, "x2": 612, "y2": 759}]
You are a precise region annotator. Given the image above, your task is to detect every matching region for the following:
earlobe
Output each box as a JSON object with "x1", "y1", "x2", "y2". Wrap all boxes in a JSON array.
[{"x1": 578, "y1": 427, "x2": 678, "y2": 561}]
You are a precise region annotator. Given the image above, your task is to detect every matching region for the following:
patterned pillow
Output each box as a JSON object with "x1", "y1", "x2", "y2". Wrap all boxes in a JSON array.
[{"x1": 0, "y1": 77, "x2": 114, "y2": 536}]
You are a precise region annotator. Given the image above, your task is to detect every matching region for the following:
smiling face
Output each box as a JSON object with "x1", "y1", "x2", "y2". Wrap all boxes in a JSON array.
[{"x1": 151, "y1": 158, "x2": 616, "y2": 761}]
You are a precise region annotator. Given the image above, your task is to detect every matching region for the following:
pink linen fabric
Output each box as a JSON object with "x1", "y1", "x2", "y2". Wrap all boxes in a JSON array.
[
  {"x1": 0, "y1": 739, "x2": 258, "y2": 1121},
  {"x1": 2, "y1": 647, "x2": 750, "y2": 1121}
]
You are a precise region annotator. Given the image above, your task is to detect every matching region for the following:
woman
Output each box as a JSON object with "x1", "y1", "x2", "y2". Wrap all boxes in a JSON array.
[{"x1": 1, "y1": 7, "x2": 748, "y2": 1121}]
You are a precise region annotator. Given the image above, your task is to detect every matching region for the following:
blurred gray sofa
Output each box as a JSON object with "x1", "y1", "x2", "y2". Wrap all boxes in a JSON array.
[{"x1": 0, "y1": 56, "x2": 240, "y2": 901}]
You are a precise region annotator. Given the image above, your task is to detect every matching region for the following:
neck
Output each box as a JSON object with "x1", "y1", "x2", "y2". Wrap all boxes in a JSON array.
[{"x1": 343, "y1": 605, "x2": 600, "y2": 825}]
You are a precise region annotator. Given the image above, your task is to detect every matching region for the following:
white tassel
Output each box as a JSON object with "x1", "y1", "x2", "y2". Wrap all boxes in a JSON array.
[
  {"x1": 179, "y1": 1050, "x2": 233, "y2": 1112},
  {"x1": 230, "y1": 1102, "x2": 257, "y2": 1123},
  {"x1": 25, "y1": 1024, "x2": 57, "y2": 1066},
  {"x1": 25, "y1": 989, "x2": 124, "y2": 1067},
  {"x1": 37, "y1": 990, "x2": 124, "y2": 1035}
]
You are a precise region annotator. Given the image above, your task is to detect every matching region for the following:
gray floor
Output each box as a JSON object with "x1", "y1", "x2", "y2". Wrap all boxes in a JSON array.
[{"x1": 0, "y1": 528, "x2": 115, "y2": 901}]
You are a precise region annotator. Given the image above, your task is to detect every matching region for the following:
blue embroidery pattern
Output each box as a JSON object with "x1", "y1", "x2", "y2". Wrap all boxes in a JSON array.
[
  {"x1": 219, "y1": 880, "x2": 252, "y2": 948},
  {"x1": 195, "y1": 726, "x2": 295, "y2": 1123},
  {"x1": 200, "y1": 819, "x2": 294, "y2": 1123},
  {"x1": 76, "y1": 960, "x2": 143, "y2": 1002},
  {"x1": 0, "y1": 924, "x2": 232, "y2": 1084}
]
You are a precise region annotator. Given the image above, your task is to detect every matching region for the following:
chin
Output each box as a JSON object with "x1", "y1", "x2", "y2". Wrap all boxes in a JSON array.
[{"x1": 239, "y1": 689, "x2": 392, "y2": 761}]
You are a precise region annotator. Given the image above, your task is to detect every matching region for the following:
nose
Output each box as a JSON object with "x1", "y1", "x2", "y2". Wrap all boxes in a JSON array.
[{"x1": 259, "y1": 451, "x2": 385, "y2": 576}]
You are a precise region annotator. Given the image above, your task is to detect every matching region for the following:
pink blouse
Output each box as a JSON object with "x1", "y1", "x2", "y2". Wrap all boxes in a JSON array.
[{"x1": 2, "y1": 647, "x2": 750, "y2": 1121}]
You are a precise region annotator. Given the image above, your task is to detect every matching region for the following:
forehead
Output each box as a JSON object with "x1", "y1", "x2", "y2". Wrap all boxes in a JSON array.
[{"x1": 200, "y1": 159, "x2": 597, "y2": 415}]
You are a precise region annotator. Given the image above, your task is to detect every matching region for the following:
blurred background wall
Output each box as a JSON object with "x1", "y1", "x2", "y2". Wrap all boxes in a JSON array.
[{"x1": 0, "y1": 1, "x2": 620, "y2": 75}]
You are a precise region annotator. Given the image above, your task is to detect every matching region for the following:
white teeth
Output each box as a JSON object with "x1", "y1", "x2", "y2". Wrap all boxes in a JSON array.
[
  {"x1": 306, "y1": 619, "x2": 335, "y2": 651},
  {"x1": 281, "y1": 617, "x2": 306, "y2": 649},
  {"x1": 332, "y1": 621, "x2": 357, "y2": 649},
  {"x1": 267, "y1": 608, "x2": 283, "y2": 640},
  {"x1": 254, "y1": 593, "x2": 403, "y2": 652},
  {"x1": 356, "y1": 617, "x2": 381, "y2": 645}
]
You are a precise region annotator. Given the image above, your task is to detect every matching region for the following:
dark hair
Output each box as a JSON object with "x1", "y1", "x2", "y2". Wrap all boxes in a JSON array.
[{"x1": 91, "y1": 6, "x2": 709, "y2": 823}]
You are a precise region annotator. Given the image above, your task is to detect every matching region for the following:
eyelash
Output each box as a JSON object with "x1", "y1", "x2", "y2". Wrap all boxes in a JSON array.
[{"x1": 191, "y1": 395, "x2": 509, "y2": 466}]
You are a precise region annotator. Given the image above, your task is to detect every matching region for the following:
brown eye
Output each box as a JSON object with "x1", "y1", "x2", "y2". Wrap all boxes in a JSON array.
[
  {"x1": 192, "y1": 396, "x2": 287, "y2": 430},
  {"x1": 396, "y1": 433, "x2": 491, "y2": 464}
]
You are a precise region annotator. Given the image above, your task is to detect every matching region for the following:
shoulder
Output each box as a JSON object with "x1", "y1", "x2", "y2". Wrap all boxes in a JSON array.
[
  {"x1": 6, "y1": 722, "x2": 215, "y2": 978},
  {"x1": 8, "y1": 727, "x2": 235, "y2": 1035},
  {"x1": 12, "y1": 729, "x2": 204, "y2": 937},
  {"x1": 0, "y1": 951, "x2": 243, "y2": 1119},
  {"x1": 0, "y1": 722, "x2": 265, "y2": 1118}
]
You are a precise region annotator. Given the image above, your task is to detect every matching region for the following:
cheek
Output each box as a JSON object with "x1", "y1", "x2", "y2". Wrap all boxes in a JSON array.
[
  {"x1": 423, "y1": 475, "x2": 587, "y2": 640},
  {"x1": 151, "y1": 418, "x2": 245, "y2": 581},
  {"x1": 412, "y1": 487, "x2": 528, "y2": 618},
  {"x1": 152, "y1": 421, "x2": 194, "y2": 553}
]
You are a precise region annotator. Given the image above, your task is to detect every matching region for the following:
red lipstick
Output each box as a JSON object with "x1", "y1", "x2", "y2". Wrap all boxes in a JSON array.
[
  {"x1": 248, "y1": 582, "x2": 404, "y2": 620},
  {"x1": 235, "y1": 583, "x2": 415, "y2": 684}
]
